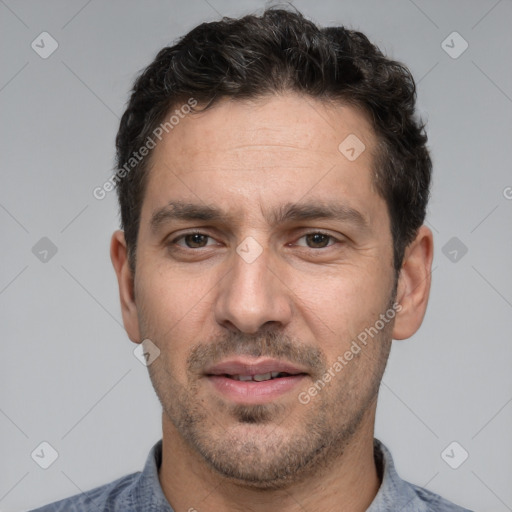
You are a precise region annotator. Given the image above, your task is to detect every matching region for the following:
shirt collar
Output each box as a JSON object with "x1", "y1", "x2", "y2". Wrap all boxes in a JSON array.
[
  {"x1": 133, "y1": 438, "x2": 430, "y2": 512},
  {"x1": 367, "y1": 439, "x2": 431, "y2": 512},
  {"x1": 128, "y1": 439, "x2": 174, "y2": 510}
]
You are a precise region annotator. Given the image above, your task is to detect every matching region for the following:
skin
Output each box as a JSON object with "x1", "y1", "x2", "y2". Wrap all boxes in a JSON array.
[{"x1": 111, "y1": 93, "x2": 433, "y2": 512}]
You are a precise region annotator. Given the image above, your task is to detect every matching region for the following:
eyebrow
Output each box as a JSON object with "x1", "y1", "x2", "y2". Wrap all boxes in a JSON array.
[{"x1": 150, "y1": 200, "x2": 369, "y2": 234}]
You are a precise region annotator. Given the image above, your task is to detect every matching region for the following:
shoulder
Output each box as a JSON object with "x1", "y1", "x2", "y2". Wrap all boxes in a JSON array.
[
  {"x1": 371, "y1": 439, "x2": 475, "y2": 512},
  {"x1": 27, "y1": 471, "x2": 140, "y2": 511},
  {"x1": 28, "y1": 439, "x2": 171, "y2": 512},
  {"x1": 409, "y1": 482, "x2": 475, "y2": 511}
]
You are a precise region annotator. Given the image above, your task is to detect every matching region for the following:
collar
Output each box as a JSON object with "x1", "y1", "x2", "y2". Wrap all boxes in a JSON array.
[{"x1": 133, "y1": 438, "x2": 433, "y2": 511}]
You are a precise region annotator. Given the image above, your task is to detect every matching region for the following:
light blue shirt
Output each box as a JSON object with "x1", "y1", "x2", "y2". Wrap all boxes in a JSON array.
[{"x1": 29, "y1": 438, "x2": 473, "y2": 511}]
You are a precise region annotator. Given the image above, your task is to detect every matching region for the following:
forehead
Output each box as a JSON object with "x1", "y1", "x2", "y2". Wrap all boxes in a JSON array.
[
  {"x1": 153, "y1": 94, "x2": 375, "y2": 167},
  {"x1": 142, "y1": 93, "x2": 383, "y2": 227}
]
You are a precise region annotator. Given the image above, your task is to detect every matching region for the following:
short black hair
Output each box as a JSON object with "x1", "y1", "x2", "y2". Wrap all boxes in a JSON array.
[{"x1": 115, "y1": 7, "x2": 431, "y2": 275}]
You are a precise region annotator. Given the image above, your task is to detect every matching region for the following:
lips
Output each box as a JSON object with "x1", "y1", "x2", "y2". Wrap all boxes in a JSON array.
[
  {"x1": 229, "y1": 371, "x2": 293, "y2": 382},
  {"x1": 204, "y1": 358, "x2": 308, "y2": 379},
  {"x1": 204, "y1": 358, "x2": 308, "y2": 404}
]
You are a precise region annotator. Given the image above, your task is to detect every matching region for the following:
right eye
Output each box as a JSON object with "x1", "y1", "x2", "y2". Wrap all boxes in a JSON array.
[{"x1": 170, "y1": 232, "x2": 218, "y2": 249}]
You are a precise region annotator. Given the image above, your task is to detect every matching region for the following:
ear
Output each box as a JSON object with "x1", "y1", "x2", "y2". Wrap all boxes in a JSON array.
[
  {"x1": 110, "y1": 230, "x2": 141, "y2": 343},
  {"x1": 392, "y1": 225, "x2": 434, "y2": 340}
]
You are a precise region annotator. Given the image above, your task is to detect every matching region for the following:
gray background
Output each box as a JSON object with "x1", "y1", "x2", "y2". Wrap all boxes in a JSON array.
[{"x1": 1, "y1": 1, "x2": 511, "y2": 511}]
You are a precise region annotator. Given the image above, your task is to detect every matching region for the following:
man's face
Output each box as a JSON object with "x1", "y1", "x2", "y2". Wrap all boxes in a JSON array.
[{"x1": 131, "y1": 94, "x2": 397, "y2": 487}]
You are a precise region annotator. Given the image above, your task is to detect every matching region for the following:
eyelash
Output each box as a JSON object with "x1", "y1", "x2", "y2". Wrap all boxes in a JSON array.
[{"x1": 168, "y1": 230, "x2": 341, "y2": 251}]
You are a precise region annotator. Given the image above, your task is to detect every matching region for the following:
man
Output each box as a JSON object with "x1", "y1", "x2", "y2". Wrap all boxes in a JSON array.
[{"x1": 31, "y1": 6, "x2": 473, "y2": 512}]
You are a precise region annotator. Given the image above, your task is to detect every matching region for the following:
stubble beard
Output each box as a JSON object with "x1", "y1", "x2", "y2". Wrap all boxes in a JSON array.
[{"x1": 146, "y1": 318, "x2": 393, "y2": 490}]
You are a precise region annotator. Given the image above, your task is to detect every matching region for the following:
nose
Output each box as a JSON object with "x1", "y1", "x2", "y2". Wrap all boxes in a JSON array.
[{"x1": 214, "y1": 241, "x2": 293, "y2": 334}]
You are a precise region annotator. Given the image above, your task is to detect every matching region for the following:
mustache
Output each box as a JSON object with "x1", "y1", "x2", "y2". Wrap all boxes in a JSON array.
[{"x1": 186, "y1": 330, "x2": 326, "y2": 377}]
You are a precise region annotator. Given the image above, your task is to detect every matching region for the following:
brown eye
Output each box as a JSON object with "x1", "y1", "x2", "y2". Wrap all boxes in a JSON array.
[
  {"x1": 183, "y1": 234, "x2": 209, "y2": 248},
  {"x1": 295, "y1": 232, "x2": 338, "y2": 249},
  {"x1": 172, "y1": 232, "x2": 215, "y2": 249},
  {"x1": 305, "y1": 233, "x2": 331, "y2": 248}
]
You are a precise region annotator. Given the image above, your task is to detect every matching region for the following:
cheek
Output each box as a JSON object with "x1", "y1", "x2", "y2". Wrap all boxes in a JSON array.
[
  {"x1": 135, "y1": 269, "x2": 200, "y2": 342},
  {"x1": 288, "y1": 264, "x2": 392, "y2": 345},
  {"x1": 141, "y1": 255, "x2": 202, "y2": 301},
  {"x1": 135, "y1": 266, "x2": 221, "y2": 378}
]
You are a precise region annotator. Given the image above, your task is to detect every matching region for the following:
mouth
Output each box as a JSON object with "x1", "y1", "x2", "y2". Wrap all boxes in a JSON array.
[
  {"x1": 204, "y1": 358, "x2": 308, "y2": 404},
  {"x1": 219, "y1": 371, "x2": 300, "y2": 382}
]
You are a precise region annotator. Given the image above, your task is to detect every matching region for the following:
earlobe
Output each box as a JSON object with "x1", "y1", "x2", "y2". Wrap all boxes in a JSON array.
[
  {"x1": 110, "y1": 230, "x2": 141, "y2": 343},
  {"x1": 392, "y1": 226, "x2": 434, "y2": 340}
]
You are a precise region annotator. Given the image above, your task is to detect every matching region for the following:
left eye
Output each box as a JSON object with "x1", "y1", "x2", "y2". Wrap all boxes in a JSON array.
[{"x1": 295, "y1": 232, "x2": 338, "y2": 249}]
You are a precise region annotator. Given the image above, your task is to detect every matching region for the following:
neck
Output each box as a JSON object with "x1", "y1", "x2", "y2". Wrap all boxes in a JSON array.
[{"x1": 158, "y1": 411, "x2": 381, "y2": 512}]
